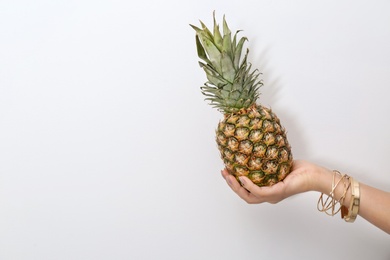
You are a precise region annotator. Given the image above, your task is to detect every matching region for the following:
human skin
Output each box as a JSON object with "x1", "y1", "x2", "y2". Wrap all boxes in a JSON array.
[{"x1": 221, "y1": 160, "x2": 390, "y2": 234}]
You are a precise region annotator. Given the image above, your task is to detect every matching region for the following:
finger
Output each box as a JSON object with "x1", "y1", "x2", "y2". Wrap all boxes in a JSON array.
[
  {"x1": 221, "y1": 170, "x2": 267, "y2": 203},
  {"x1": 240, "y1": 176, "x2": 288, "y2": 204},
  {"x1": 225, "y1": 175, "x2": 249, "y2": 196},
  {"x1": 224, "y1": 174, "x2": 241, "y2": 190},
  {"x1": 235, "y1": 176, "x2": 266, "y2": 202},
  {"x1": 221, "y1": 169, "x2": 230, "y2": 180},
  {"x1": 225, "y1": 175, "x2": 264, "y2": 203},
  {"x1": 221, "y1": 170, "x2": 246, "y2": 192},
  {"x1": 238, "y1": 176, "x2": 264, "y2": 195},
  {"x1": 239, "y1": 176, "x2": 278, "y2": 194}
]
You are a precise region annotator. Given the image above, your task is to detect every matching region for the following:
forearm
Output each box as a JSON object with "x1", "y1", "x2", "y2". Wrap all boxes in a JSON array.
[
  {"x1": 311, "y1": 165, "x2": 390, "y2": 234},
  {"x1": 358, "y1": 183, "x2": 390, "y2": 234}
]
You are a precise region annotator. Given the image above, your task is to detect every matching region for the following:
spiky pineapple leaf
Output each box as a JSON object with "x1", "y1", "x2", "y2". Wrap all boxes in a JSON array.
[
  {"x1": 222, "y1": 15, "x2": 231, "y2": 37},
  {"x1": 234, "y1": 36, "x2": 247, "y2": 69},
  {"x1": 213, "y1": 13, "x2": 223, "y2": 50},
  {"x1": 191, "y1": 13, "x2": 263, "y2": 114},
  {"x1": 194, "y1": 35, "x2": 210, "y2": 64}
]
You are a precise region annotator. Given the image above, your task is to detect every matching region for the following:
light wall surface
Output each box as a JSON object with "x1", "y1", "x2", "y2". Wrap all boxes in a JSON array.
[{"x1": 1, "y1": 0, "x2": 389, "y2": 259}]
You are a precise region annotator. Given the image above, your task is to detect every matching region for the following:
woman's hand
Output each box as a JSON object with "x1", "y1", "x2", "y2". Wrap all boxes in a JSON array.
[
  {"x1": 221, "y1": 160, "x2": 321, "y2": 204},
  {"x1": 221, "y1": 160, "x2": 390, "y2": 234}
]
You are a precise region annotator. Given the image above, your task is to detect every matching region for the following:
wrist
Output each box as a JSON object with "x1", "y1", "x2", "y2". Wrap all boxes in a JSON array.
[
  {"x1": 306, "y1": 163, "x2": 334, "y2": 193},
  {"x1": 313, "y1": 167, "x2": 353, "y2": 207}
]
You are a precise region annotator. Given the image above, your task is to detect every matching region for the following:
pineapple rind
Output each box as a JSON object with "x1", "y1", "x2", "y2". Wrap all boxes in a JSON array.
[{"x1": 216, "y1": 105, "x2": 293, "y2": 187}]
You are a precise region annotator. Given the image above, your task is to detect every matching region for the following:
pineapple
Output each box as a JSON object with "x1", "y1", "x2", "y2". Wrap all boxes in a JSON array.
[{"x1": 191, "y1": 13, "x2": 293, "y2": 187}]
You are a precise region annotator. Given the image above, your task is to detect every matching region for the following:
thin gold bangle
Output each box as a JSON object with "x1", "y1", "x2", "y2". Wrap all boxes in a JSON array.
[
  {"x1": 317, "y1": 171, "x2": 350, "y2": 216},
  {"x1": 342, "y1": 177, "x2": 360, "y2": 223}
]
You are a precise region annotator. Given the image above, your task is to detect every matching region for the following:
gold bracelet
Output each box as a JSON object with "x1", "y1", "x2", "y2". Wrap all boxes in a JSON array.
[
  {"x1": 342, "y1": 177, "x2": 360, "y2": 223},
  {"x1": 317, "y1": 171, "x2": 350, "y2": 216}
]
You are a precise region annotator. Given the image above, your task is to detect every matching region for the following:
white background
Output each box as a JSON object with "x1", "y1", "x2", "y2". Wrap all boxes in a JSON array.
[{"x1": 1, "y1": 0, "x2": 389, "y2": 259}]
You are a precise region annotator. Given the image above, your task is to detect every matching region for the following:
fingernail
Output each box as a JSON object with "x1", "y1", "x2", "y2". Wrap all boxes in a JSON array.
[
  {"x1": 238, "y1": 176, "x2": 246, "y2": 186},
  {"x1": 226, "y1": 176, "x2": 233, "y2": 186}
]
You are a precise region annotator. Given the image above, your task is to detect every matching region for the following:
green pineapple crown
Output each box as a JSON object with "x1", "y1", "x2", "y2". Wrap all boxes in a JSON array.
[{"x1": 191, "y1": 13, "x2": 263, "y2": 114}]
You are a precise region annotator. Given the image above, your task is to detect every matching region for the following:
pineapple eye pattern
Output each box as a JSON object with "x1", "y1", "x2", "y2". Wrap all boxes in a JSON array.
[
  {"x1": 227, "y1": 137, "x2": 239, "y2": 151},
  {"x1": 266, "y1": 147, "x2": 278, "y2": 159},
  {"x1": 224, "y1": 124, "x2": 236, "y2": 137},
  {"x1": 223, "y1": 148, "x2": 234, "y2": 161},
  {"x1": 249, "y1": 118, "x2": 262, "y2": 129},
  {"x1": 238, "y1": 140, "x2": 253, "y2": 154},
  {"x1": 263, "y1": 133, "x2": 276, "y2": 146},
  {"x1": 262, "y1": 120, "x2": 275, "y2": 132},
  {"x1": 248, "y1": 157, "x2": 262, "y2": 170},
  {"x1": 215, "y1": 108, "x2": 292, "y2": 187},
  {"x1": 235, "y1": 153, "x2": 249, "y2": 165},
  {"x1": 216, "y1": 132, "x2": 227, "y2": 146},
  {"x1": 226, "y1": 114, "x2": 239, "y2": 124},
  {"x1": 249, "y1": 171, "x2": 265, "y2": 184},
  {"x1": 235, "y1": 127, "x2": 250, "y2": 140},
  {"x1": 249, "y1": 129, "x2": 263, "y2": 142},
  {"x1": 236, "y1": 116, "x2": 251, "y2": 127},
  {"x1": 253, "y1": 143, "x2": 267, "y2": 157}
]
